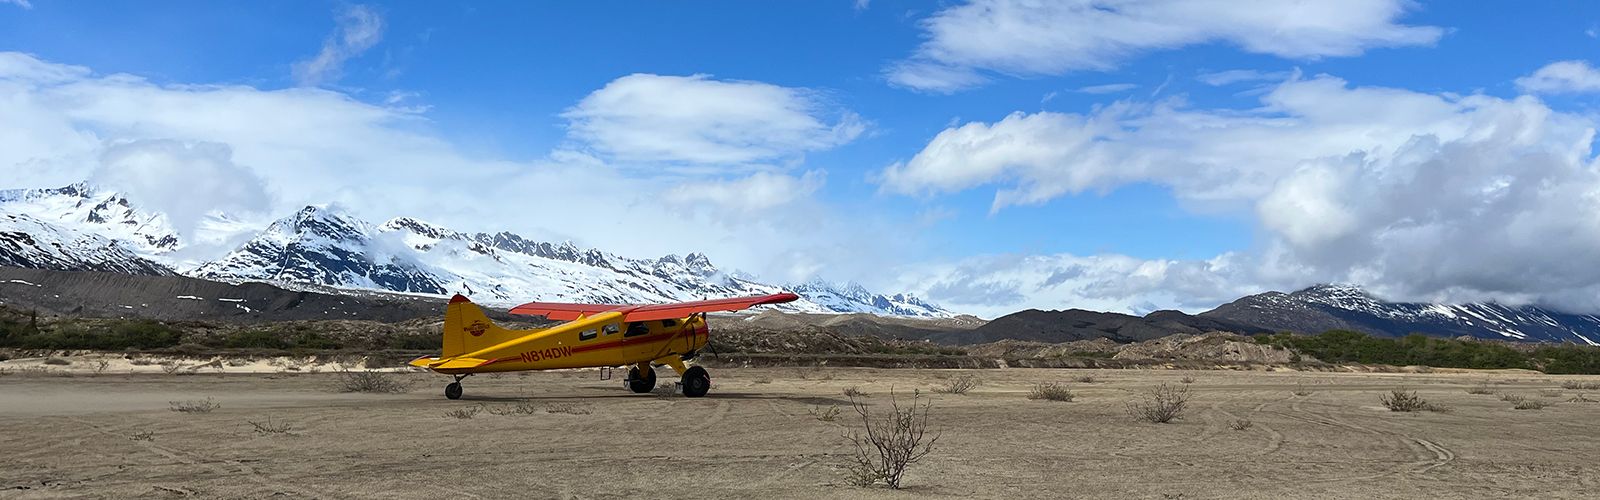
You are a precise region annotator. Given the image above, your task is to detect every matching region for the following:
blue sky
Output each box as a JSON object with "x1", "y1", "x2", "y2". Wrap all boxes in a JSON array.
[{"x1": 5, "y1": 1, "x2": 1600, "y2": 317}]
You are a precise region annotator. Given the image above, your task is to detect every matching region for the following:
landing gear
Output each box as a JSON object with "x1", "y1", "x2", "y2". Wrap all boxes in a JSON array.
[
  {"x1": 444, "y1": 374, "x2": 468, "y2": 400},
  {"x1": 626, "y1": 365, "x2": 657, "y2": 393},
  {"x1": 681, "y1": 366, "x2": 711, "y2": 398}
]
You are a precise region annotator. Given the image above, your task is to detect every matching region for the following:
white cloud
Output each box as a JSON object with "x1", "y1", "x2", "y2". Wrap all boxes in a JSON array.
[
  {"x1": 884, "y1": 74, "x2": 1600, "y2": 313},
  {"x1": 1196, "y1": 69, "x2": 1293, "y2": 86},
  {"x1": 293, "y1": 5, "x2": 384, "y2": 87},
  {"x1": 1077, "y1": 83, "x2": 1137, "y2": 94},
  {"x1": 854, "y1": 0, "x2": 870, "y2": 11},
  {"x1": 0, "y1": 52, "x2": 901, "y2": 286},
  {"x1": 1516, "y1": 60, "x2": 1600, "y2": 94},
  {"x1": 663, "y1": 170, "x2": 826, "y2": 212},
  {"x1": 561, "y1": 74, "x2": 865, "y2": 168},
  {"x1": 887, "y1": 0, "x2": 1442, "y2": 92},
  {"x1": 1, "y1": 0, "x2": 31, "y2": 9},
  {"x1": 91, "y1": 140, "x2": 271, "y2": 239}
]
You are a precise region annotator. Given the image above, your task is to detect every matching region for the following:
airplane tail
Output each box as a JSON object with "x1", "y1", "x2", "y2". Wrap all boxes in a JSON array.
[{"x1": 440, "y1": 294, "x2": 536, "y2": 357}]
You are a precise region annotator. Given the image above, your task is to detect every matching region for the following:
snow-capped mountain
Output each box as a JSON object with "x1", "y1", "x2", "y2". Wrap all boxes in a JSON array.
[
  {"x1": 0, "y1": 212, "x2": 174, "y2": 276},
  {"x1": 791, "y1": 279, "x2": 954, "y2": 318},
  {"x1": 0, "y1": 183, "x2": 179, "y2": 258},
  {"x1": 1203, "y1": 284, "x2": 1600, "y2": 345},
  {"x1": 0, "y1": 182, "x2": 954, "y2": 317},
  {"x1": 190, "y1": 205, "x2": 954, "y2": 316}
]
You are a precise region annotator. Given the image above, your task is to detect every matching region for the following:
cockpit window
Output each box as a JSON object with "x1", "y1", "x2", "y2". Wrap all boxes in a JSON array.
[
  {"x1": 624, "y1": 322, "x2": 650, "y2": 337},
  {"x1": 603, "y1": 324, "x2": 620, "y2": 335},
  {"x1": 578, "y1": 329, "x2": 598, "y2": 341},
  {"x1": 661, "y1": 319, "x2": 678, "y2": 327}
]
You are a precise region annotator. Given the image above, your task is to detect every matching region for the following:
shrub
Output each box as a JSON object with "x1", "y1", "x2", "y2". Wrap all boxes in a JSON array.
[
  {"x1": 1500, "y1": 393, "x2": 1527, "y2": 404},
  {"x1": 1567, "y1": 394, "x2": 1597, "y2": 403},
  {"x1": 335, "y1": 369, "x2": 410, "y2": 393},
  {"x1": 1539, "y1": 389, "x2": 1564, "y2": 398},
  {"x1": 1514, "y1": 399, "x2": 1550, "y2": 410},
  {"x1": 169, "y1": 397, "x2": 220, "y2": 413},
  {"x1": 1127, "y1": 384, "x2": 1190, "y2": 423},
  {"x1": 844, "y1": 390, "x2": 939, "y2": 489},
  {"x1": 1228, "y1": 418, "x2": 1253, "y2": 431},
  {"x1": 1379, "y1": 390, "x2": 1447, "y2": 412},
  {"x1": 444, "y1": 406, "x2": 482, "y2": 419},
  {"x1": 843, "y1": 386, "x2": 867, "y2": 398},
  {"x1": 1465, "y1": 381, "x2": 1495, "y2": 395},
  {"x1": 932, "y1": 375, "x2": 979, "y2": 395},
  {"x1": 1027, "y1": 382, "x2": 1075, "y2": 402},
  {"x1": 129, "y1": 430, "x2": 154, "y2": 441},
  {"x1": 1560, "y1": 380, "x2": 1600, "y2": 390},
  {"x1": 1074, "y1": 375, "x2": 1098, "y2": 384},
  {"x1": 809, "y1": 405, "x2": 842, "y2": 422},
  {"x1": 545, "y1": 402, "x2": 592, "y2": 415},
  {"x1": 1292, "y1": 382, "x2": 1314, "y2": 396},
  {"x1": 1180, "y1": 376, "x2": 1196, "y2": 384},
  {"x1": 248, "y1": 417, "x2": 292, "y2": 435}
]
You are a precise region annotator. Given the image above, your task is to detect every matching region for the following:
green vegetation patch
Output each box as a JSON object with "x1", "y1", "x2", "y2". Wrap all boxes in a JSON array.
[{"x1": 1256, "y1": 330, "x2": 1600, "y2": 374}]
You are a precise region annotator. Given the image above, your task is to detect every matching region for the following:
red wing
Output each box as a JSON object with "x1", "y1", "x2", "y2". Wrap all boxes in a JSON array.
[
  {"x1": 507, "y1": 293, "x2": 799, "y2": 322},
  {"x1": 619, "y1": 293, "x2": 799, "y2": 322},
  {"x1": 508, "y1": 302, "x2": 632, "y2": 321}
]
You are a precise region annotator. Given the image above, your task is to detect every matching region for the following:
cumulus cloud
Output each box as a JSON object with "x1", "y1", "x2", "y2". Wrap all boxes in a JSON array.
[
  {"x1": 1516, "y1": 60, "x2": 1600, "y2": 94},
  {"x1": 293, "y1": 5, "x2": 384, "y2": 87},
  {"x1": 1, "y1": 0, "x2": 32, "y2": 9},
  {"x1": 561, "y1": 74, "x2": 864, "y2": 169},
  {"x1": 884, "y1": 74, "x2": 1600, "y2": 313},
  {"x1": 0, "y1": 52, "x2": 899, "y2": 287},
  {"x1": 887, "y1": 0, "x2": 1442, "y2": 92},
  {"x1": 91, "y1": 140, "x2": 271, "y2": 238}
]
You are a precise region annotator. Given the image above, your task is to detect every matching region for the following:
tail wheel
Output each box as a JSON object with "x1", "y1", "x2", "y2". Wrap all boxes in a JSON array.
[
  {"x1": 681, "y1": 366, "x2": 711, "y2": 397},
  {"x1": 445, "y1": 382, "x2": 463, "y2": 400},
  {"x1": 627, "y1": 366, "x2": 656, "y2": 393}
]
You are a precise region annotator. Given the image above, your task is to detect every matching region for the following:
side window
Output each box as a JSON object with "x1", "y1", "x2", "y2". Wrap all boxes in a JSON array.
[
  {"x1": 579, "y1": 329, "x2": 598, "y2": 341},
  {"x1": 624, "y1": 322, "x2": 650, "y2": 337},
  {"x1": 603, "y1": 324, "x2": 619, "y2": 336},
  {"x1": 661, "y1": 319, "x2": 677, "y2": 327}
]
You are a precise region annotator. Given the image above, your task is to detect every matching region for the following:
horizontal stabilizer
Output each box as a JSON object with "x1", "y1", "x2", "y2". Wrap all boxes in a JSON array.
[{"x1": 424, "y1": 357, "x2": 491, "y2": 370}]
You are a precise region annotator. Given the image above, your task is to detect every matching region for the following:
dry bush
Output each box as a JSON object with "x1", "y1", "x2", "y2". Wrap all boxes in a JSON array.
[
  {"x1": 168, "y1": 397, "x2": 220, "y2": 413},
  {"x1": 1027, "y1": 382, "x2": 1075, "y2": 402},
  {"x1": 545, "y1": 402, "x2": 592, "y2": 415},
  {"x1": 1127, "y1": 384, "x2": 1191, "y2": 423},
  {"x1": 443, "y1": 405, "x2": 482, "y2": 419},
  {"x1": 1567, "y1": 394, "x2": 1597, "y2": 403},
  {"x1": 248, "y1": 417, "x2": 292, "y2": 435},
  {"x1": 1514, "y1": 399, "x2": 1551, "y2": 410},
  {"x1": 1465, "y1": 381, "x2": 1495, "y2": 395},
  {"x1": 1228, "y1": 418, "x2": 1253, "y2": 431},
  {"x1": 129, "y1": 430, "x2": 154, "y2": 441},
  {"x1": 486, "y1": 401, "x2": 540, "y2": 416},
  {"x1": 809, "y1": 405, "x2": 842, "y2": 422},
  {"x1": 160, "y1": 362, "x2": 183, "y2": 375},
  {"x1": 335, "y1": 369, "x2": 411, "y2": 393},
  {"x1": 844, "y1": 390, "x2": 939, "y2": 489},
  {"x1": 1180, "y1": 376, "x2": 1196, "y2": 384},
  {"x1": 843, "y1": 386, "x2": 867, "y2": 398},
  {"x1": 1379, "y1": 390, "x2": 1447, "y2": 412},
  {"x1": 93, "y1": 359, "x2": 110, "y2": 376},
  {"x1": 1292, "y1": 383, "x2": 1314, "y2": 397},
  {"x1": 42, "y1": 357, "x2": 69, "y2": 366},
  {"x1": 932, "y1": 375, "x2": 979, "y2": 395},
  {"x1": 1560, "y1": 380, "x2": 1600, "y2": 390},
  {"x1": 1074, "y1": 374, "x2": 1098, "y2": 384},
  {"x1": 1501, "y1": 394, "x2": 1528, "y2": 404}
]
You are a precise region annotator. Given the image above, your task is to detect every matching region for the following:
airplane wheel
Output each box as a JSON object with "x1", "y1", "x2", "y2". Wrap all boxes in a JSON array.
[
  {"x1": 445, "y1": 382, "x2": 463, "y2": 400},
  {"x1": 627, "y1": 366, "x2": 656, "y2": 393},
  {"x1": 681, "y1": 366, "x2": 710, "y2": 398}
]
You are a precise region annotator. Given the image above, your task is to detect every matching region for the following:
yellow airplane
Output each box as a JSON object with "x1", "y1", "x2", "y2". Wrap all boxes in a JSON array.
[{"x1": 409, "y1": 292, "x2": 799, "y2": 399}]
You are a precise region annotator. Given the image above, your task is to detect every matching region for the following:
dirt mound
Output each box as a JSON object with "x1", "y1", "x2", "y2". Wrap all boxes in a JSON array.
[{"x1": 1112, "y1": 332, "x2": 1305, "y2": 364}]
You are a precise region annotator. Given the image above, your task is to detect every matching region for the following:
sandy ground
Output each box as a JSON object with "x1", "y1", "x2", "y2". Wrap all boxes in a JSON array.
[{"x1": 2, "y1": 365, "x2": 1598, "y2": 499}]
